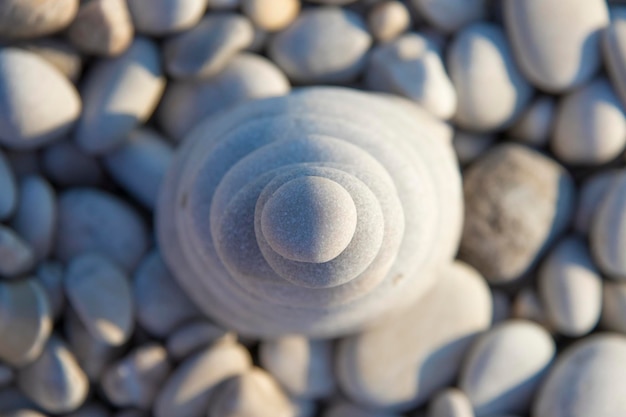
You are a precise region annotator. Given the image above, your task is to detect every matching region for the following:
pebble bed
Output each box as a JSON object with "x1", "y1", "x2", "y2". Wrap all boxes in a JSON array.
[{"x1": 0, "y1": 0, "x2": 625, "y2": 417}]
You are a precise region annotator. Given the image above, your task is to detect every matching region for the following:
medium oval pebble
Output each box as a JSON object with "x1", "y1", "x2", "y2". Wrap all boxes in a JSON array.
[
  {"x1": 533, "y1": 333, "x2": 626, "y2": 417},
  {"x1": 411, "y1": 0, "x2": 486, "y2": 33},
  {"x1": 55, "y1": 188, "x2": 148, "y2": 273},
  {"x1": 127, "y1": 0, "x2": 208, "y2": 35},
  {"x1": 75, "y1": 37, "x2": 165, "y2": 155},
  {"x1": 0, "y1": 48, "x2": 81, "y2": 150},
  {"x1": 154, "y1": 342, "x2": 252, "y2": 417},
  {"x1": 503, "y1": 0, "x2": 609, "y2": 92},
  {"x1": 65, "y1": 253, "x2": 134, "y2": 346},
  {"x1": 459, "y1": 320, "x2": 555, "y2": 417},
  {"x1": 166, "y1": 320, "x2": 235, "y2": 361},
  {"x1": 17, "y1": 335, "x2": 88, "y2": 414},
  {"x1": 538, "y1": 236, "x2": 602, "y2": 337},
  {"x1": 551, "y1": 78, "x2": 626, "y2": 165},
  {"x1": 0, "y1": 225, "x2": 35, "y2": 278},
  {"x1": 268, "y1": 7, "x2": 372, "y2": 84},
  {"x1": 427, "y1": 388, "x2": 474, "y2": 417},
  {"x1": 507, "y1": 95, "x2": 556, "y2": 148},
  {"x1": 0, "y1": 0, "x2": 79, "y2": 39},
  {"x1": 447, "y1": 23, "x2": 533, "y2": 132},
  {"x1": 0, "y1": 149, "x2": 17, "y2": 221}
]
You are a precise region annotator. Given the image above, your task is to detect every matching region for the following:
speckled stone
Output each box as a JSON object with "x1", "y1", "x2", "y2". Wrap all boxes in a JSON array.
[
  {"x1": 460, "y1": 144, "x2": 575, "y2": 283},
  {"x1": 0, "y1": 149, "x2": 17, "y2": 221},
  {"x1": 0, "y1": 224, "x2": 35, "y2": 278},
  {"x1": 268, "y1": 7, "x2": 372, "y2": 84},
  {"x1": 0, "y1": 48, "x2": 81, "y2": 150},
  {"x1": 127, "y1": 0, "x2": 208, "y2": 35},
  {"x1": 575, "y1": 170, "x2": 621, "y2": 234},
  {"x1": 507, "y1": 96, "x2": 555, "y2": 147},
  {"x1": 533, "y1": 333, "x2": 626, "y2": 417},
  {"x1": 163, "y1": 13, "x2": 254, "y2": 80},
  {"x1": 503, "y1": 0, "x2": 609, "y2": 92},
  {"x1": 0, "y1": 0, "x2": 79, "y2": 39}
]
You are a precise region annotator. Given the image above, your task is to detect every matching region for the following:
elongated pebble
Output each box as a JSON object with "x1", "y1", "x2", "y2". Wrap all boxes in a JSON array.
[
  {"x1": 0, "y1": 48, "x2": 81, "y2": 150},
  {"x1": 447, "y1": 23, "x2": 533, "y2": 132},
  {"x1": 0, "y1": 0, "x2": 79, "y2": 40},
  {"x1": 17, "y1": 335, "x2": 88, "y2": 414},
  {"x1": 507, "y1": 96, "x2": 555, "y2": 147},
  {"x1": 55, "y1": 188, "x2": 148, "y2": 273},
  {"x1": 134, "y1": 250, "x2": 201, "y2": 337},
  {"x1": 411, "y1": 0, "x2": 486, "y2": 33},
  {"x1": 166, "y1": 320, "x2": 235, "y2": 361},
  {"x1": 75, "y1": 37, "x2": 165, "y2": 155},
  {"x1": 604, "y1": 7, "x2": 626, "y2": 107},
  {"x1": 127, "y1": 0, "x2": 208, "y2": 35},
  {"x1": 154, "y1": 342, "x2": 252, "y2": 417},
  {"x1": 0, "y1": 225, "x2": 35, "y2": 278},
  {"x1": 601, "y1": 280, "x2": 626, "y2": 333},
  {"x1": 503, "y1": 0, "x2": 609, "y2": 92},
  {"x1": 11, "y1": 176, "x2": 56, "y2": 262},
  {"x1": 103, "y1": 129, "x2": 173, "y2": 209},
  {"x1": 427, "y1": 388, "x2": 474, "y2": 417},
  {"x1": 0, "y1": 149, "x2": 17, "y2": 221},
  {"x1": 65, "y1": 253, "x2": 134, "y2": 346},
  {"x1": 42, "y1": 141, "x2": 104, "y2": 187},
  {"x1": 459, "y1": 320, "x2": 555, "y2": 417},
  {"x1": 36, "y1": 261, "x2": 65, "y2": 321}
]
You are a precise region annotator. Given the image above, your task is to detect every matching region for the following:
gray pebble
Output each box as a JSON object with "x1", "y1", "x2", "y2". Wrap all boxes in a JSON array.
[
  {"x1": 260, "y1": 335, "x2": 335, "y2": 399},
  {"x1": 133, "y1": 250, "x2": 201, "y2": 338},
  {"x1": 551, "y1": 78, "x2": 626, "y2": 165},
  {"x1": 67, "y1": 0, "x2": 134, "y2": 57},
  {"x1": 460, "y1": 144, "x2": 575, "y2": 283},
  {"x1": 154, "y1": 342, "x2": 252, "y2": 417},
  {"x1": 0, "y1": 388, "x2": 38, "y2": 414},
  {"x1": 427, "y1": 388, "x2": 473, "y2": 417},
  {"x1": 533, "y1": 333, "x2": 626, "y2": 417},
  {"x1": 538, "y1": 236, "x2": 603, "y2": 337},
  {"x1": 36, "y1": 261, "x2": 65, "y2": 321},
  {"x1": 601, "y1": 279, "x2": 626, "y2": 333},
  {"x1": 459, "y1": 320, "x2": 555, "y2": 417},
  {"x1": 166, "y1": 320, "x2": 236, "y2": 361},
  {"x1": 163, "y1": 13, "x2": 254, "y2": 80},
  {"x1": 604, "y1": 7, "x2": 626, "y2": 107},
  {"x1": 14, "y1": 38, "x2": 83, "y2": 83},
  {"x1": 101, "y1": 344, "x2": 171, "y2": 409},
  {"x1": 10, "y1": 176, "x2": 57, "y2": 262},
  {"x1": 452, "y1": 130, "x2": 495, "y2": 166},
  {"x1": 103, "y1": 128, "x2": 173, "y2": 210},
  {"x1": 0, "y1": 365, "x2": 13, "y2": 388},
  {"x1": 0, "y1": 149, "x2": 17, "y2": 221},
  {"x1": 55, "y1": 188, "x2": 148, "y2": 273},
  {"x1": 157, "y1": 52, "x2": 290, "y2": 141},
  {"x1": 503, "y1": 0, "x2": 609, "y2": 92},
  {"x1": 411, "y1": 0, "x2": 486, "y2": 33},
  {"x1": 42, "y1": 141, "x2": 104, "y2": 187},
  {"x1": 5, "y1": 150, "x2": 40, "y2": 179},
  {"x1": 75, "y1": 37, "x2": 165, "y2": 155},
  {"x1": 0, "y1": 48, "x2": 81, "y2": 150},
  {"x1": 17, "y1": 335, "x2": 88, "y2": 414},
  {"x1": 268, "y1": 7, "x2": 372, "y2": 84},
  {"x1": 507, "y1": 96, "x2": 556, "y2": 148},
  {"x1": 448, "y1": 23, "x2": 533, "y2": 132},
  {"x1": 65, "y1": 253, "x2": 134, "y2": 346},
  {"x1": 0, "y1": 225, "x2": 35, "y2": 278},
  {"x1": 127, "y1": 0, "x2": 208, "y2": 35},
  {"x1": 0, "y1": 0, "x2": 78, "y2": 40},
  {"x1": 575, "y1": 169, "x2": 621, "y2": 234},
  {"x1": 367, "y1": 1, "x2": 410, "y2": 42}
]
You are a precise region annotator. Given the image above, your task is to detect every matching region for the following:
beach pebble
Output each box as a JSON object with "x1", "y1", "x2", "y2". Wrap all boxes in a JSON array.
[
  {"x1": 154, "y1": 342, "x2": 252, "y2": 417},
  {"x1": 322, "y1": 401, "x2": 403, "y2": 417},
  {"x1": 268, "y1": 7, "x2": 371, "y2": 84},
  {"x1": 42, "y1": 141, "x2": 104, "y2": 187},
  {"x1": 15, "y1": 38, "x2": 83, "y2": 83},
  {"x1": 411, "y1": 0, "x2": 486, "y2": 33},
  {"x1": 0, "y1": 279, "x2": 51, "y2": 367},
  {"x1": 337, "y1": 261, "x2": 491, "y2": 411},
  {"x1": 166, "y1": 321, "x2": 236, "y2": 361},
  {"x1": 551, "y1": 78, "x2": 626, "y2": 165},
  {"x1": 575, "y1": 170, "x2": 621, "y2": 234},
  {"x1": 0, "y1": 0, "x2": 79, "y2": 39},
  {"x1": 208, "y1": 367, "x2": 294, "y2": 417},
  {"x1": 67, "y1": 0, "x2": 134, "y2": 57},
  {"x1": 427, "y1": 388, "x2": 473, "y2": 417},
  {"x1": 163, "y1": 13, "x2": 253, "y2": 80},
  {"x1": 157, "y1": 52, "x2": 290, "y2": 141},
  {"x1": 10, "y1": 176, "x2": 57, "y2": 262},
  {"x1": 75, "y1": 37, "x2": 165, "y2": 155},
  {"x1": 260, "y1": 336, "x2": 335, "y2": 399},
  {"x1": 103, "y1": 128, "x2": 173, "y2": 209},
  {"x1": 127, "y1": 0, "x2": 208, "y2": 35},
  {"x1": 55, "y1": 188, "x2": 148, "y2": 273},
  {"x1": 511, "y1": 287, "x2": 551, "y2": 330},
  {"x1": 17, "y1": 335, "x2": 88, "y2": 414},
  {"x1": 460, "y1": 144, "x2": 575, "y2": 283},
  {"x1": 503, "y1": 0, "x2": 609, "y2": 92},
  {"x1": 452, "y1": 130, "x2": 495, "y2": 166},
  {"x1": 491, "y1": 290, "x2": 511, "y2": 324},
  {"x1": 0, "y1": 225, "x2": 35, "y2": 278},
  {"x1": 459, "y1": 320, "x2": 555, "y2": 417},
  {"x1": 601, "y1": 280, "x2": 626, "y2": 333},
  {"x1": 533, "y1": 333, "x2": 626, "y2": 417},
  {"x1": 241, "y1": 0, "x2": 300, "y2": 32},
  {"x1": 447, "y1": 23, "x2": 533, "y2": 132},
  {"x1": 367, "y1": 1, "x2": 410, "y2": 42},
  {"x1": 0, "y1": 48, "x2": 81, "y2": 150},
  {"x1": 0, "y1": 149, "x2": 17, "y2": 221},
  {"x1": 538, "y1": 236, "x2": 603, "y2": 337},
  {"x1": 591, "y1": 170, "x2": 626, "y2": 280},
  {"x1": 507, "y1": 96, "x2": 556, "y2": 148},
  {"x1": 133, "y1": 250, "x2": 201, "y2": 337},
  {"x1": 36, "y1": 261, "x2": 65, "y2": 321},
  {"x1": 101, "y1": 344, "x2": 171, "y2": 409},
  {"x1": 0, "y1": 364, "x2": 14, "y2": 387},
  {"x1": 65, "y1": 253, "x2": 134, "y2": 346},
  {"x1": 605, "y1": 8, "x2": 626, "y2": 107},
  {"x1": 366, "y1": 33, "x2": 456, "y2": 119},
  {"x1": 65, "y1": 402, "x2": 111, "y2": 417}
]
